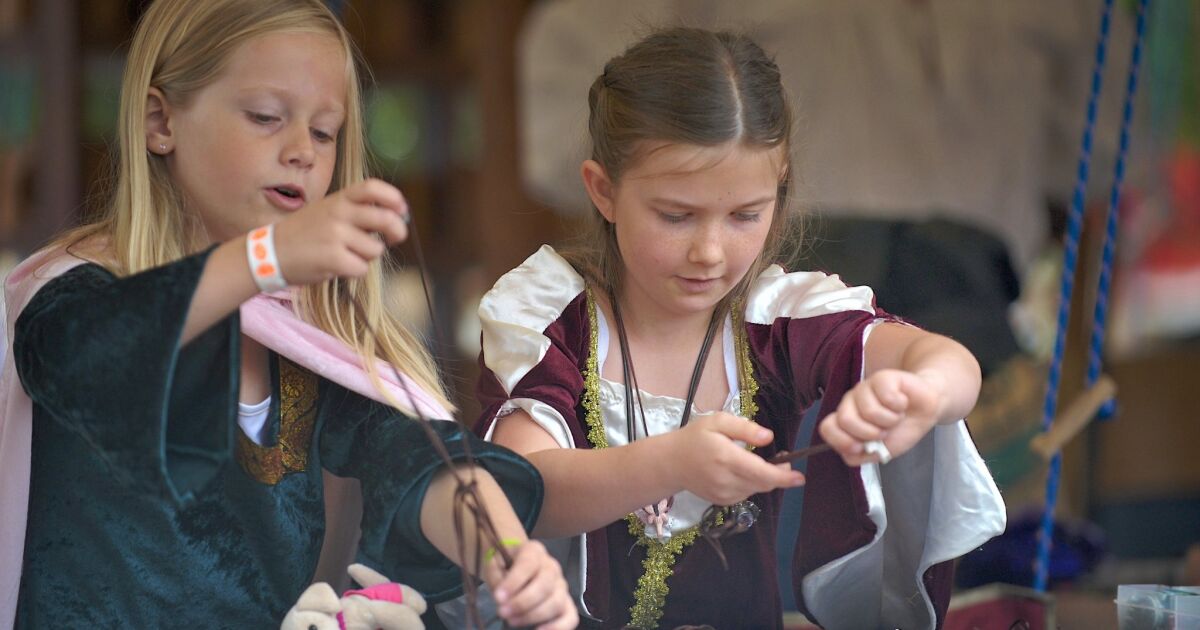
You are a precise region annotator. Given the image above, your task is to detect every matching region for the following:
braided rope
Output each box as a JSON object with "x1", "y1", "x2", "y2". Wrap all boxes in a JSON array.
[
  {"x1": 1035, "y1": 0, "x2": 1149, "y2": 592},
  {"x1": 1088, "y1": 0, "x2": 1150, "y2": 416}
]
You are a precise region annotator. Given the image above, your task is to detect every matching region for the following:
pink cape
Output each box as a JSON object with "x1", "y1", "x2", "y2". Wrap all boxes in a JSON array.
[{"x1": 0, "y1": 248, "x2": 450, "y2": 626}]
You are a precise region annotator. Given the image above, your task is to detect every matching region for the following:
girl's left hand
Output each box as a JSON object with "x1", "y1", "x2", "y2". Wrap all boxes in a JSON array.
[
  {"x1": 483, "y1": 539, "x2": 577, "y2": 630},
  {"x1": 818, "y1": 369, "x2": 948, "y2": 467}
]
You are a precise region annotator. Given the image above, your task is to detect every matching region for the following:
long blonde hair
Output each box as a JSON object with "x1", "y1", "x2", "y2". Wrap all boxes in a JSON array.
[{"x1": 55, "y1": 0, "x2": 452, "y2": 413}]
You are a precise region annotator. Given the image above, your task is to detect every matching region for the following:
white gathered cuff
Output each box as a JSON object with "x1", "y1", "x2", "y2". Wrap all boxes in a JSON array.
[{"x1": 483, "y1": 397, "x2": 576, "y2": 450}]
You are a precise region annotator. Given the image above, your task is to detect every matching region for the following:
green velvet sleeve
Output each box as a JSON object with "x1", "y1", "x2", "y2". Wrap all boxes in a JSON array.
[
  {"x1": 13, "y1": 249, "x2": 238, "y2": 504},
  {"x1": 318, "y1": 385, "x2": 543, "y2": 603}
]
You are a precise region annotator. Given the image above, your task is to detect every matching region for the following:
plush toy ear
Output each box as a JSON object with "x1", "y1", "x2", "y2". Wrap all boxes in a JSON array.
[
  {"x1": 346, "y1": 563, "x2": 388, "y2": 587},
  {"x1": 293, "y1": 582, "x2": 342, "y2": 615}
]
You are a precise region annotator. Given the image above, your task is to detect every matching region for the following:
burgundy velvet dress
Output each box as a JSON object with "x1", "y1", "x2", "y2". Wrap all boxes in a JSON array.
[{"x1": 475, "y1": 246, "x2": 1005, "y2": 629}]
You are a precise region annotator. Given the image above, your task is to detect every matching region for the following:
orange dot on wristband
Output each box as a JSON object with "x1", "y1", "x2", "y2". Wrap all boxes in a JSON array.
[
  {"x1": 256, "y1": 263, "x2": 276, "y2": 277},
  {"x1": 253, "y1": 243, "x2": 267, "y2": 260},
  {"x1": 251, "y1": 228, "x2": 269, "y2": 240}
]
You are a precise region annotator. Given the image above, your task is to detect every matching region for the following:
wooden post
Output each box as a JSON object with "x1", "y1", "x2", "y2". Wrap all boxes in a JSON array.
[
  {"x1": 27, "y1": 0, "x2": 79, "y2": 250},
  {"x1": 466, "y1": 0, "x2": 563, "y2": 284}
]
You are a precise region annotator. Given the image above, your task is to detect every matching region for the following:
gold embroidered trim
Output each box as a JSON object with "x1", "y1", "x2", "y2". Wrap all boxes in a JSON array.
[
  {"x1": 624, "y1": 516, "x2": 702, "y2": 628},
  {"x1": 732, "y1": 298, "x2": 759, "y2": 424},
  {"x1": 582, "y1": 290, "x2": 760, "y2": 629},
  {"x1": 236, "y1": 357, "x2": 318, "y2": 485},
  {"x1": 582, "y1": 288, "x2": 606, "y2": 450}
]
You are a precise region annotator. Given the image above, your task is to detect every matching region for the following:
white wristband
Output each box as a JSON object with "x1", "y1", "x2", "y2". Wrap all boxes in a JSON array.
[{"x1": 246, "y1": 224, "x2": 288, "y2": 292}]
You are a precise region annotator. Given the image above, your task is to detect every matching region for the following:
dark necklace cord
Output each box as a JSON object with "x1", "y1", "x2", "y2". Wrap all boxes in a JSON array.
[
  {"x1": 607, "y1": 289, "x2": 651, "y2": 442},
  {"x1": 606, "y1": 289, "x2": 779, "y2": 574},
  {"x1": 607, "y1": 288, "x2": 723, "y2": 528},
  {"x1": 680, "y1": 308, "x2": 723, "y2": 429},
  {"x1": 607, "y1": 288, "x2": 723, "y2": 441}
]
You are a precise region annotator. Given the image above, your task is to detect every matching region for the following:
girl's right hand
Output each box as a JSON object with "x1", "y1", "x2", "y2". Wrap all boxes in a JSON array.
[
  {"x1": 271, "y1": 178, "x2": 410, "y2": 286},
  {"x1": 669, "y1": 412, "x2": 805, "y2": 506},
  {"x1": 483, "y1": 540, "x2": 577, "y2": 630}
]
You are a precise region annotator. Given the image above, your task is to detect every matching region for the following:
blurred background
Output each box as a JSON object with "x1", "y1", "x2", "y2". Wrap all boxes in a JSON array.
[{"x1": 2, "y1": 0, "x2": 1198, "y2": 627}]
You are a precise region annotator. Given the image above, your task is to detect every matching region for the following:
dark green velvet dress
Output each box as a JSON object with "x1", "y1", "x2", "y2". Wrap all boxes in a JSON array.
[{"x1": 11, "y1": 250, "x2": 542, "y2": 628}]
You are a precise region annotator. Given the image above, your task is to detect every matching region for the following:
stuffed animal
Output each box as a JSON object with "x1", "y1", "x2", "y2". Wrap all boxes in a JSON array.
[{"x1": 281, "y1": 563, "x2": 427, "y2": 630}]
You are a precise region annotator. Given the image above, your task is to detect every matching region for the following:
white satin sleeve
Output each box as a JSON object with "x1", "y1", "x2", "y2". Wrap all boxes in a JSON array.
[
  {"x1": 743, "y1": 265, "x2": 878, "y2": 325},
  {"x1": 800, "y1": 422, "x2": 1006, "y2": 629}
]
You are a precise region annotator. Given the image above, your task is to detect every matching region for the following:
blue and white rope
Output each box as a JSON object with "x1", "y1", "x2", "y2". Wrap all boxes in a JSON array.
[{"x1": 1035, "y1": 0, "x2": 1149, "y2": 592}]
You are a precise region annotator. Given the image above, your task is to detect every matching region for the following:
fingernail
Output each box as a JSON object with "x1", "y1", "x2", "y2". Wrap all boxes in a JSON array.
[
  {"x1": 495, "y1": 589, "x2": 507, "y2": 602},
  {"x1": 499, "y1": 605, "x2": 511, "y2": 617},
  {"x1": 757, "y1": 428, "x2": 771, "y2": 441}
]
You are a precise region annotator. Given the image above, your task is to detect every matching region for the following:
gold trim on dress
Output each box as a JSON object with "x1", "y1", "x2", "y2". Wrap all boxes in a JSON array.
[
  {"x1": 236, "y1": 357, "x2": 318, "y2": 485},
  {"x1": 583, "y1": 290, "x2": 760, "y2": 629}
]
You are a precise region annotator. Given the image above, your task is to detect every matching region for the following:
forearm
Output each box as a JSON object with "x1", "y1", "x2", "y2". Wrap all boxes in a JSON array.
[
  {"x1": 420, "y1": 466, "x2": 529, "y2": 572},
  {"x1": 519, "y1": 437, "x2": 683, "y2": 538},
  {"x1": 181, "y1": 237, "x2": 259, "y2": 344},
  {"x1": 899, "y1": 334, "x2": 981, "y2": 423}
]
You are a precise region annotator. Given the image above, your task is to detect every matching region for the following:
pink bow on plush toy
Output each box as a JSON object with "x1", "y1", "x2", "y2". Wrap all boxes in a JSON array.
[{"x1": 281, "y1": 564, "x2": 427, "y2": 630}]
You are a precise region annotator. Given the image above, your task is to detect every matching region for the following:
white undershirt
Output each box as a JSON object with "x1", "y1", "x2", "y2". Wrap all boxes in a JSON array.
[{"x1": 237, "y1": 397, "x2": 272, "y2": 446}]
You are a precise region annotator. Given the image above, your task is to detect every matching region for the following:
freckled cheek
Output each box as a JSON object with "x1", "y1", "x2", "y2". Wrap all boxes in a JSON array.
[
  {"x1": 731, "y1": 230, "x2": 768, "y2": 270},
  {"x1": 644, "y1": 249, "x2": 672, "y2": 273},
  {"x1": 653, "y1": 239, "x2": 696, "y2": 279}
]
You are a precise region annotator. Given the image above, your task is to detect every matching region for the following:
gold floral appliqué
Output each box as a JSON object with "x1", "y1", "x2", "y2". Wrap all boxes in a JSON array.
[{"x1": 236, "y1": 357, "x2": 318, "y2": 485}]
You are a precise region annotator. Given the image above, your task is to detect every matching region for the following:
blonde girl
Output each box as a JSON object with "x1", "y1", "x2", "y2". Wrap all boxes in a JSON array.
[{"x1": 0, "y1": 1, "x2": 574, "y2": 628}]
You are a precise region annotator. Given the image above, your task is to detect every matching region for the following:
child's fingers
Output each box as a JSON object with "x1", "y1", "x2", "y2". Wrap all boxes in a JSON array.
[
  {"x1": 727, "y1": 447, "x2": 805, "y2": 493},
  {"x1": 897, "y1": 371, "x2": 941, "y2": 415},
  {"x1": 342, "y1": 177, "x2": 408, "y2": 215},
  {"x1": 836, "y1": 412, "x2": 887, "y2": 444},
  {"x1": 536, "y1": 606, "x2": 580, "y2": 630},
  {"x1": 687, "y1": 446, "x2": 802, "y2": 505},
  {"x1": 774, "y1": 461, "x2": 807, "y2": 481},
  {"x1": 491, "y1": 543, "x2": 538, "y2": 605},
  {"x1": 498, "y1": 570, "x2": 567, "y2": 627},
  {"x1": 834, "y1": 397, "x2": 888, "y2": 442},
  {"x1": 533, "y1": 592, "x2": 579, "y2": 630},
  {"x1": 709, "y1": 413, "x2": 773, "y2": 447},
  {"x1": 342, "y1": 225, "x2": 386, "y2": 262},
  {"x1": 509, "y1": 594, "x2": 571, "y2": 629},
  {"x1": 870, "y1": 372, "x2": 910, "y2": 412},
  {"x1": 330, "y1": 249, "x2": 370, "y2": 278},
  {"x1": 346, "y1": 202, "x2": 409, "y2": 245},
  {"x1": 819, "y1": 413, "x2": 870, "y2": 465},
  {"x1": 850, "y1": 385, "x2": 902, "y2": 428},
  {"x1": 840, "y1": 393, "x2": 897, "y2": 436}
]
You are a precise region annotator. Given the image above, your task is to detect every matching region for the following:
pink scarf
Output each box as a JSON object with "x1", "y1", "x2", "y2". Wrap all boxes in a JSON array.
[{"x1": 0, "y1": 248, "x2": 450, "y2": 626}]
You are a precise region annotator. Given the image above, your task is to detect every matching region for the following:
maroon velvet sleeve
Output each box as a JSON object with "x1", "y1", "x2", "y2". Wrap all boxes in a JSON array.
[
  {"x1": 473, "y1": 291, "x2": 592, "y2": 449},
  {"x1": 777, "y1": 310, "x2": 882, "y2": 606}
]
